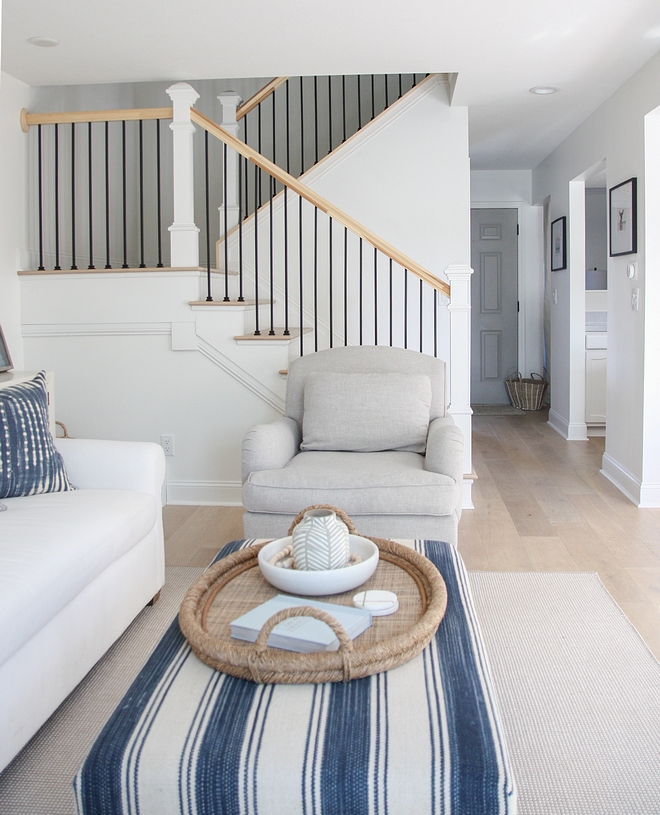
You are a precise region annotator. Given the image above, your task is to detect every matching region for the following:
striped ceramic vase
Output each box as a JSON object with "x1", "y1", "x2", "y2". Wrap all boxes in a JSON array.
[{"x1": 291, "y1": 509, "x2": 350, "y2": 571}]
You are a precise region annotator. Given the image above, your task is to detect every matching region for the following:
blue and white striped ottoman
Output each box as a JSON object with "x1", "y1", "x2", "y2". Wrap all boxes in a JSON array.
[{"x1": 74, "y1": 540, "x2": 516, "y2": 815}]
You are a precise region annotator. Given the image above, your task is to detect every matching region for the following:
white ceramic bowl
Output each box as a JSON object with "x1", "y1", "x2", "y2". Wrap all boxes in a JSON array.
[{"x1": 258, "y1": 535, "x2": 379, "y2": 596}]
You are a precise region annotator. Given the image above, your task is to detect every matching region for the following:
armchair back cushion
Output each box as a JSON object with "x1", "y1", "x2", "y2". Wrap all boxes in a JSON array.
[
  {"x1": 286, "y1": 346, "x2": 446, "y2": 426},
  {"x1": 301, "y1": 372, "x2": 432, "y2": 453}
]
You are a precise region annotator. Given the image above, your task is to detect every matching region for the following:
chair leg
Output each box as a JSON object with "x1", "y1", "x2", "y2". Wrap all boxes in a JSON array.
[{"x1": 147, "y1": 590, "x2": 162, "y2": 607}]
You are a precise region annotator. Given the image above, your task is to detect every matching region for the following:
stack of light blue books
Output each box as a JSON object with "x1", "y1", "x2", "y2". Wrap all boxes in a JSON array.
[{"x1": 230, "y1": 594, "x2": 372, "y2": 653}]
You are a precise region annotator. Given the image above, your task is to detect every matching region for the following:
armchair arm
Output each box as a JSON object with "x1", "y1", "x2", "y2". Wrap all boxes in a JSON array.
[
  {"x1": 424, "y1": 417, "x2": 464, "y2": 483},
  {"x1": 242, "y1": 417, "x2": 302, "y2": 483},
  {"x1": 54, "y1": 438, "x2": 166, "y2": 505}
]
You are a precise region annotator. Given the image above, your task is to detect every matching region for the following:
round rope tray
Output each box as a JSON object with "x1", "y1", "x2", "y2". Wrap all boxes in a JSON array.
[{"x1": 178, "y1": 506, "x2": 447, "y2": 684}]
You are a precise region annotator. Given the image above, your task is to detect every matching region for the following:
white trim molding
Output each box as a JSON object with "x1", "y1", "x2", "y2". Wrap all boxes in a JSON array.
[
  {"x1": 166, "y1": 479, "x2": 243, "y2": 506},
  {"x1": 548, "y1": 408, "x2": 588, "y2": 441},
  {"x1": 601, "y1": 453, "x2": 642, "y2": 506}
]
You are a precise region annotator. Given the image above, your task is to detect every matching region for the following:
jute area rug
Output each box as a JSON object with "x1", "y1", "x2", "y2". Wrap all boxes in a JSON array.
[{"x1": 1, "y1": 569, "x2": 659, "y2": 814}]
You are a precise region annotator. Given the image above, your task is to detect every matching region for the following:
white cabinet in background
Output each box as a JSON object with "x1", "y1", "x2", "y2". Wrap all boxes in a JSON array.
[{"x1": 585, "y1": 349, "x2": 607, "y2": 425}]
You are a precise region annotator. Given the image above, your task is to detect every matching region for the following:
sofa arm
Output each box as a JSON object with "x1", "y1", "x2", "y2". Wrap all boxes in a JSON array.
[
  {"x1": 424, "y1": 417, "x2": 464, "y2": 483},
  {"x1": 242, "y1": 417, "x2": 301, "y2": 483},
  {"x1": 54, "y1": 438, "x2": 166, "y2": 505}
]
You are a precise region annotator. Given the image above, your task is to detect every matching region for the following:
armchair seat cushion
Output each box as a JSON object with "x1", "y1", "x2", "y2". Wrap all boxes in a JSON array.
[{"x1": 243, "y1": 450, "x2": 458, "y2": 518}]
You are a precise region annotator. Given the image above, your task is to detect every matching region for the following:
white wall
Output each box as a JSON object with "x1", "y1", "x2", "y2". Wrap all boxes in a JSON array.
[
  {"x1": 470, "y1": 170, "x2": 545, "y2": 379},
  {"x1": 0, "y1": 72, "x2": 32, "y2": 368},
  {"x1": 533, "y1": 48, "x2": 660, "y2": 504}
]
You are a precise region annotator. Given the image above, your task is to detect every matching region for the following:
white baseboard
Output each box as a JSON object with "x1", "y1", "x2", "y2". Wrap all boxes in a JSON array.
[
  {"x1": 600, "y1": 454, "x2": 641, "y2": 506},
  {"x1": 587, "y1": 424, "x2": 606, "y2": 437},
  {"x1": 166, "y1": 480, "x2": 243, "y2": 506},
  {"x1": 638, "y1": 483, "x2": 660, "y2": 508},
  {"x1": 547, "y1": 409, "x2": 588, "y2": 441}
]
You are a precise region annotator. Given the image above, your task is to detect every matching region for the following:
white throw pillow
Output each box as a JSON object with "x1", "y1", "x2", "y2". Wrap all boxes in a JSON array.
[{"x1": 301, "y1": 372, "x2": 432, "y2": 453}]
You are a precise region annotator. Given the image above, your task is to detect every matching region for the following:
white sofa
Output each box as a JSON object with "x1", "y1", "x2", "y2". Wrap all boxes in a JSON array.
[{"x1": 0, "y1": 437, "x2": 166, "y2": 772}]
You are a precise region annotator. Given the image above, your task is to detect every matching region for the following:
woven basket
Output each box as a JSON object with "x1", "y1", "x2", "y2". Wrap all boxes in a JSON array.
[
  {"x1": 505, "y1": 371, "x2": 548, "y2": 411},
  {"x1": 179, "y1": 505, "x2": 447, "y2": 684}
]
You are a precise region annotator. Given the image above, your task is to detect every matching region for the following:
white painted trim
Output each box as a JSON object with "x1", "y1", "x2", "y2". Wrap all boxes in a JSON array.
[
  {"x1": 196, "y1": 337, "x2": 285, "y2": 413},
  {"x1": 166, "y1": 479, "x2": 243, "y2": 506},
  {"x1": 587, "y1": 424, "x2": 606, "y2": 437},
  {"x1": 639, "y1": 483, "x2": 660, "y2": 508},
  {"x1": 462, "y1": 480, "x2": 474, "y2": 510},
  {"x1": 601, "y1": 453, "x2": 641, "y2": 505},
  {"x1": 22, "y1": 322, "x2": 171, "y2": 337},
  {"x1": 548, "y1": 408, "x2": 589, "y2": 440}
]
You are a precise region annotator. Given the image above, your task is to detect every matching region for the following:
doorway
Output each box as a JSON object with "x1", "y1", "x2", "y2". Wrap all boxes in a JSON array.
[{"x1": 470, "y1": 208, "x2": 519, "y2": 404}]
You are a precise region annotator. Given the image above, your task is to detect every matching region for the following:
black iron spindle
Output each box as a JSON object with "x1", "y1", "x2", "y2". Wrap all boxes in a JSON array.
[
  {"x1": 389, "y1": 258, "x2": 393, "y2": 346},
  {"x1": 283, "y1": 185, "x2": 289, "y2": 334},
  {"x1": 398, "y1": 74, "x2": 403, "y2": 99},
  {"x1": 269, "y1": 174, "x2": 275, "y2": 334},
  {"x1": 88, "y1": 122, "x2": 95, "y2": 269},
  {"x1": 121, "y1": 121, "x2": 127, "y2": 268},
  {"x1": 358, "y1": 75, "x2": 363, "y2": 129},
  {"x1": 314, "y1": 76, "x2": 319, "y2": 166},
  {"x1": 272, "y1": 90, "x2": 277, "y2": 175},
  {"x1": 285, "y1": 80, "x2": 291, "y2": 176},
  {"x1": 328, "y1": 216, "x2": 333, "y2": 347},
  {"x1": 404, "y1": 269, "x2": 408, "y2": 349},
  {"x1": 313, "y1": 206, "x2": 318, "y2": 351},
  {"x1": 433, "y1": 289, "x2": 438, "y2": 357},
  {"x1": 412, "y1": 74, "x2": 418, "y2": 87},
  {"x1": 138, "y1": 120, "x2": 145, "y2": 268},
  {"x1": 254, "y1": 166, "x2": 260, "y2": 334},
  {"x1": 343, "y1": 227, "x2": 348, "y2": 346},
  {"x1": 244, "y1": 117, "x2": 250, "y2": 216},
  {"x1": 257, "y1": 104, "x2": 263, "y2": 207},
  {"x1": 374, "y1": 247, "x2": 378, "y2": 345},
  {"x1": 385, "y1": 74, "x2": 389, "y2": 109},
  {"x1": 328, "y1": 75, "x2": 333, "y2": 154},
  {"x1": 37, "y1": 125, "x2": 45, "y2": 270},
  {"x1": 371, "y1": 74, "x2": 375, "y2": 120},
  {"x1": 156, "y1": 119, "x2": 163, "y2": 267},
  {"x1": 53, "y1": 125, "x2": 61, "y2": 270},
  {"x1": 205, "y1": 131, "x2": 212, "y2": 301},
  {"x1": 104, "y1": 121, "x2": 111, "y2": 269},
  {"x1": 359, "y1": 237, "x2": 363, "y2": 345},
  {"x1": 238, "y1": 155, "x2": 245, "y2": 301},
  {"x1": 71, "y1": 123, "x2": 77, "y2": 270},
  {"x1": 342, "y1": 75, "x2": 347, "y2": 143},
  {"x1": 223, "y1": 142, "x2": 230, "y2": 301},
  {"x1": 299, "y1": 196, "x2": 304, "y2": 356},
  {"x1": 300, "y1": 77, "x2": 305, "y2": 176}
]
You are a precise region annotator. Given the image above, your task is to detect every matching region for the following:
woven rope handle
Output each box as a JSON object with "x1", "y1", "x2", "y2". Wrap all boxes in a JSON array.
[
  {"x1": 248, "y1": 606, "x2": 354, "y2": 684},
  {"x1": 288, "y1": 504, "x2": 358, "y2": 536}
]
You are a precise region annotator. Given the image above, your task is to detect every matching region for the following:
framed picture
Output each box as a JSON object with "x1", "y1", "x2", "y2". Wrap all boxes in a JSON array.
[
  {"x1": 551, "y1": 216, "x2": 566, "y2": 271},
  {"x1": 609, "y1": 177, "x2": 637, "y2": 256},
  {"x1": 0, "y1": 325, "x2": 13, "y2": 372}
]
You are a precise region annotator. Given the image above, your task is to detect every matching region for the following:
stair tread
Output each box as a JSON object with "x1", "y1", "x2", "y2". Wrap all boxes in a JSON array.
[
  {"x1": 189, "y1": 299, "x2": 257, "y2": 306},
  {"x1": 234, "y1": 327, "x2": 311, "y2": 340}
]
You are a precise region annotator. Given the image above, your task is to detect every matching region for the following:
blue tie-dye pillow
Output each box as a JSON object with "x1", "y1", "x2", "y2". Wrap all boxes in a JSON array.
[{"x1": 0, "y1": 372, "x2": 73, "y2": 499}]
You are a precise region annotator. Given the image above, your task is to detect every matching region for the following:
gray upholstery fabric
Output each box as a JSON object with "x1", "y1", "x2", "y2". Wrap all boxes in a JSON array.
[
  {"x1": 241, "y1": 417, "x2": 301, "y2": 484},
  {"x1": 243, "y1": 511, "x2": 461, "y2": 547},
  {"x1": 243, "y1": 450, "x2": 458, "y2": 516},
  {"x1": 286, "y1": 346, "x2": 446, "y2": 426},
  {"x1": 301, "y1": 372, "x2": 432, "y2": 453},
  {"x1": 425, "y1": 417, "x2": 464, "y2": 482}
]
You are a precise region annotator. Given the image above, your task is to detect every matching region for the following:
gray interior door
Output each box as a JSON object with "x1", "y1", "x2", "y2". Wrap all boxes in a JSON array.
[{"x1": 470, "y1": 208, "x2": 519, "y2": 404}]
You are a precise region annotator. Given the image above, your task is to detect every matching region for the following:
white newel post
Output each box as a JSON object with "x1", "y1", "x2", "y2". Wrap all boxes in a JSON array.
[
  {"x1": 167, "y1": 83, "x2": 200, "y2": 268},
  {"x1": 217, "y1": 92, "x2": 242, "y2": 253},
  {"x1": 445, "y1": 264, "x2": 474, "y2": 510}
]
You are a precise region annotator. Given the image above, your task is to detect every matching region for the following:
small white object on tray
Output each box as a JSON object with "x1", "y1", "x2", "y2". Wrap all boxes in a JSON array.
[
  {"x1": 353, "y1": 590, "x2": 399, "y2": 616},
  {"x1": 258, "y1": 535, "x2": 379, "y2": 596}
]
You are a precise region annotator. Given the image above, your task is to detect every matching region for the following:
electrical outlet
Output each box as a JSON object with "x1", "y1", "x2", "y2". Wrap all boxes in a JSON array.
[
  {"x1": 160, "y1": 434, "x2": 174, "y2": 456},
  {"x1": 632, "y1": 288, "x2": 639, "y2": 311}
]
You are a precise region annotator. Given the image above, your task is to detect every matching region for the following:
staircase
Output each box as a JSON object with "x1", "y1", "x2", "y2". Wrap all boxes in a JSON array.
[{"x1": 20, "y1": 72, "x2": 474, "y2": 504}]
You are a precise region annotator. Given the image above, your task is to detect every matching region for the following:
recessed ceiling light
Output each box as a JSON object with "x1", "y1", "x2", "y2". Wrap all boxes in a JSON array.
[
  {"x1": 28, "y1": 37, "x2": 59, "y2": 48},
  {"x1": 529, "y1": 86, "x2": 559, "y2": 95}
]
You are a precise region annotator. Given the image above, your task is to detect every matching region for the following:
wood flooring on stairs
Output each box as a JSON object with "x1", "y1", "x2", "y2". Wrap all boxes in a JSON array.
[{"x1": 163, "y1": 408, "x2": 660, "y2": 660}]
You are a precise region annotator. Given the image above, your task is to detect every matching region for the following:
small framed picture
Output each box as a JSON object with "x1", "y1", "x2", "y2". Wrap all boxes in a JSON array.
[
  {"x1": 609, "y1": 177, "x2": 637, "y2": 256},
  {"x1": 551, "y1": 216, "x2": 567, "y2": 271},
  {"x1": 0, "y1": 325, "x2": 13, "y2": 372}
]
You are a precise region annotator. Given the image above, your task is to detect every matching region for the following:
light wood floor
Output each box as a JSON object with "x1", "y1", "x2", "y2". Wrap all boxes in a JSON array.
[{"x1": 163, "y1": 408, "x2": 660, "y2": 659}]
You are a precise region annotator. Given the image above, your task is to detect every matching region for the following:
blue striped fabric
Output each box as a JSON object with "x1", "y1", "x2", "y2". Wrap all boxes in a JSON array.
[
  {"x1": 74, "y1": 540, "x2": 516, "y2": 815},
  {"x1": 0, "y1": 371, "x2": 73, "y2": 499}
]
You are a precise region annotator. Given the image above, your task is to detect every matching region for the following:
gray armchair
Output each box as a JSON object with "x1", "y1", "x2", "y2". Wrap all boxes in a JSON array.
[{"x1": 242, "y1": 346, "x2": 463, "y2": 546}]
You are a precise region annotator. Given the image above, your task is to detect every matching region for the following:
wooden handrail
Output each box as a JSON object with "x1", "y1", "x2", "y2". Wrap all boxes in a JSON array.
[
  {"x1": 236, "y1": 77, "x2": 289, "y2": 120},
  {"x1": 20, "y1": 107, "x2": 173, "y2": 133},
  {"x1": 190, "y1": 108, "x2": 450, "y2": 297}
]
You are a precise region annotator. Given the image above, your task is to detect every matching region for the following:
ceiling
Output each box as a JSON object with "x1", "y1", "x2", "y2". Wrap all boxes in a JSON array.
[{"x1": 3, "y1": 0, "x2": 660, "y2": 170}]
